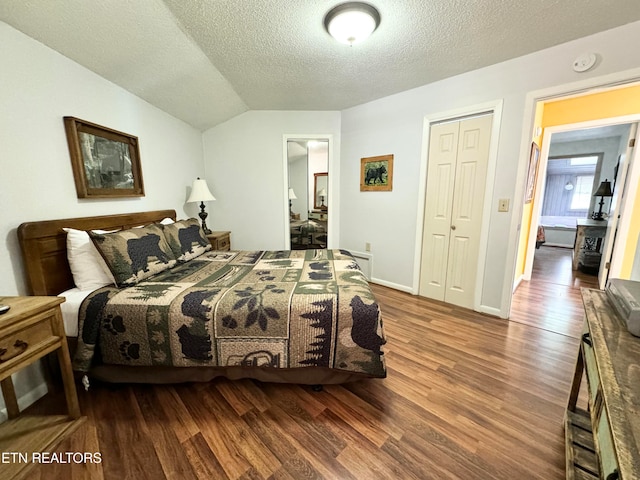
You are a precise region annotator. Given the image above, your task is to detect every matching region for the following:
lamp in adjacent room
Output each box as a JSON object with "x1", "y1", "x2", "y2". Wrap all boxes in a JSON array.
[
  {"x1": 187, "y1": 177, "x2": 216, "y2": 234},
  {"x1": 319, "y1": 188, "x2": 327, "y2": 210},
  {"x1": 591, "y1": 179, "x2": 613, "y2": 221},
  {"x1": 324, "y1": 2, "x2": 381, "y2": 45},
  {"x1": 288, "y1": 188, "x2": 297, "y2": 216}
]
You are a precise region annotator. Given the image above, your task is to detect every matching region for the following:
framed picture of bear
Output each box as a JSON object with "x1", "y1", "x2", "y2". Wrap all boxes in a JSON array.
[
  {"x1": 360, "y1": 154, "x2": 393, "y2": 191},
  {"x1": 64, "y1": 116, "x2": 145, "y2": 198}
]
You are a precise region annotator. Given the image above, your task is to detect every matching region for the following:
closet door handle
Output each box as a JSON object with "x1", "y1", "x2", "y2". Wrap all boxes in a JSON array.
[
  {"x1": 450, "y1": 225, "x2": 456, "y2": 231},
  {"x1": 581, "y1": 333, "x2": 592, "y2": 347}
]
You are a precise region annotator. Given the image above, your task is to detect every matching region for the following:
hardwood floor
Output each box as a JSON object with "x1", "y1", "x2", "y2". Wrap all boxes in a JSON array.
[
  {"x1": 511, "y1": 245, "x2": 599, "y2": 337},
  {"x1": 21, "y1": 253, "x2": 593, "y2": 479}
]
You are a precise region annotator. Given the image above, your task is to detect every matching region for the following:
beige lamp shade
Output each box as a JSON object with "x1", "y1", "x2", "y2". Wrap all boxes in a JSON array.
[
  {"x1": 288, "y1": 188, "x2": 297, "y2": 200},
  {"x1": 187, "y1": 177, "x2": 216, "y2": 203}
]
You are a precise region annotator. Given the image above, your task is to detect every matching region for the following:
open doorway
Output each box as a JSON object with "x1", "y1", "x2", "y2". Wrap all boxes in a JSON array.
[
  {"x1": 509, "y1": 84, "x2": 640, "y2": 336},
  {"x1": 284, "y1": 137, "x2": 330, "y2": 250},
  {"x1": 511, "y1": 124, "x2": 631, "y2": 334},
  {"x1": 535, "y1": 124, "x2": 631, "y2": 270}
]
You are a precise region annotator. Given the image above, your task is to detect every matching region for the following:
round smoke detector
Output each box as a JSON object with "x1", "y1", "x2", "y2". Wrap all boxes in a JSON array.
[{"x1": 573, "y1": 53, "x2": 597, "y2": 73}]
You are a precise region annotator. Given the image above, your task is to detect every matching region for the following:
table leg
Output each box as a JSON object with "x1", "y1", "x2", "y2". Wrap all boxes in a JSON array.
[
  {"x1": 573, "y1": 226, "x2": 585, "y2": 271},
  {"x1": 0, "y1": 376, "x2": 20, "y2": 419}
]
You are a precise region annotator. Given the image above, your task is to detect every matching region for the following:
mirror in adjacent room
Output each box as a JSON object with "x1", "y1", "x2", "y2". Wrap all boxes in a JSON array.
[
  {"x1": 286, "y1": 139, "x2": 329, "y2": 250},
  {"x1": 314, "y1": 172, "x2": 328, "y2": 210}
]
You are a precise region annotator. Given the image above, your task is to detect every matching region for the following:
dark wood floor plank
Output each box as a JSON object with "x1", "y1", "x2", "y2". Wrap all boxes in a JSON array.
[
  {"x1": 179, "y1": 384, "x2": 253, "y2": 479},
  {"x1": 154, "y1": 384, "x2": 201, "y2": 444},
  {"x1": 194, "y1": 385, "x2": 281, "y2": 478},
  {"x1": 134, "y1": 386, "x2": 200, "y2": 480},
  {"x1": 182, "y1": 432, "x2": 230, "y2": 480}
]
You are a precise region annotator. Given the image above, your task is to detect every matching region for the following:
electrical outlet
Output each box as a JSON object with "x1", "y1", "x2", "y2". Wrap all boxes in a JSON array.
[
  {"x1": 365, "y1": 242, "x2": 371, "y2": 252},
  {"x1": 498, "y1": 199, "x2": 509, "y2": 212}
]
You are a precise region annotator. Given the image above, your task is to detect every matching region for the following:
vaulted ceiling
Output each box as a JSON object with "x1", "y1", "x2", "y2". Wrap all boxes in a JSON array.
[{"x1": 2, "y1": 0, "x2": 639, "y2": 131}]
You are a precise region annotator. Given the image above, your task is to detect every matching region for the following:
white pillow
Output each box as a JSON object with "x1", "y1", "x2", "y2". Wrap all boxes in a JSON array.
[
  {"x1": 63, "y1": 228, "x2": 116, "y2": 290},
  {"x1": 160, "y1": 217, "x2": 175, "y2": 225}
]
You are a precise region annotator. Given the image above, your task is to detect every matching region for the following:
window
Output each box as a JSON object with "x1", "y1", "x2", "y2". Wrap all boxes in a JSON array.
[
  {"x1": 569, "y1": 155, "x2": 598, "y2": 166},
  {"x1": 570, "y1": 175, "x2": 594, "y2": 210}
]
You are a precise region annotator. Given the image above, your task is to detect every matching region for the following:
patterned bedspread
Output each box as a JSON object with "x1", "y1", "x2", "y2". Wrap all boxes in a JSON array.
[{"x1": 74, "y1": 249, "x2": 386, "y2": 379}]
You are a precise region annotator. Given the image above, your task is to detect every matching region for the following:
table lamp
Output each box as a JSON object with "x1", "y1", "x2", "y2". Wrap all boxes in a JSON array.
[
  {"x1": 187, "y1": 177, "x2": 216, "y2": 233},
  {"x1": 591, "y1": 179, "x2": 613, "y2": 221},
  {"x1": 319, "y1": 188, "x2": 327, "y2": 210}
]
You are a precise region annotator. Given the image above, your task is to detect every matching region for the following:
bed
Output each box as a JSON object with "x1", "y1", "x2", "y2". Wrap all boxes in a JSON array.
[
  {"x1": 17, "y1": 210, "x2": 386, "y2": 385},
  {"x1": 290, "y1": 219, "x2": 327, "y2": 249}
]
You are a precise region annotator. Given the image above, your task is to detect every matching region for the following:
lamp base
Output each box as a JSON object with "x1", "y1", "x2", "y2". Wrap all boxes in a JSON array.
[{"x1": 199, "y1": 202, "x2": 212, "y2": 234}]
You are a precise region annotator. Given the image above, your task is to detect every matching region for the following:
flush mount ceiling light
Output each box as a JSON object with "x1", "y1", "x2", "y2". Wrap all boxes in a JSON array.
[{"x1": 324, "y1": 2, "x2": 380, "y2": 45}]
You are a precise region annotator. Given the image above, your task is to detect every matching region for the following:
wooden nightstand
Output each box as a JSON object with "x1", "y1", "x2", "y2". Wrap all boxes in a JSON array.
[
  {"x1": 0, "y1": 296, "x2": 85, "y2": 480},
  {"x1": 207, "y1": 231, "x2": 231, "y2": 251}
]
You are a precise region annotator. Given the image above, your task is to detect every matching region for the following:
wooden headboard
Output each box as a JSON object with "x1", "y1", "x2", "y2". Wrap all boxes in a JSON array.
[{"x1": 17, "y1": 209, "x2": 177, "y2": 296}]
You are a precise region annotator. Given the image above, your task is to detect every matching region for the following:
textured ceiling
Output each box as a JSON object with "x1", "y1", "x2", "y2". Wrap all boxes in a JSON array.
[{"x1": 2, "y1": 0, "x2": 639, "y2": 131}]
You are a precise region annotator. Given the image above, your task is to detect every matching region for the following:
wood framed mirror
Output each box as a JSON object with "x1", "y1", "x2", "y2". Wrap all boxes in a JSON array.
[{"x1": 314, "y1": 172, "x2": 328, "y2": 210}]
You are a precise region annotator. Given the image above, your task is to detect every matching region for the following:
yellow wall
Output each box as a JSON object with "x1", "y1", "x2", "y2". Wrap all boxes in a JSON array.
[
  {"x1": 515, "y1": 83, "x2": 640, "y2": 280},
  {"x1": 541, "y1": 84, "x2": 640, "y2": 127},
  {"x1": 515, "y1": 102, "x2": 544, "y2": 279}
]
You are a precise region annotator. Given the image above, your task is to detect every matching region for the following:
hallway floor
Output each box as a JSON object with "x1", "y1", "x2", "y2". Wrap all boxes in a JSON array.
[{"x1": 510, "y1": 246, "x2": 599, "y2": 338}]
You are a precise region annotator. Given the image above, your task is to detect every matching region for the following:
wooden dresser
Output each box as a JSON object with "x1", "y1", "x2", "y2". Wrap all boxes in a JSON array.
[
  {"x1": 206, "y1": 231, "x2": 231, "y2": 251},
  {"x1": 565, "y1": 289, "x2": 640, "y2": 479},
  {"x1": 0, "y1": 296, "x2": 85, "y2": 480}
]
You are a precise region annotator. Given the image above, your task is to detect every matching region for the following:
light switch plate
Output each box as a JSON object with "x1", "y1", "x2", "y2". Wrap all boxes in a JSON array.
[{"x1": 498, "y1": 199, "x2": 509, "y2": 212}]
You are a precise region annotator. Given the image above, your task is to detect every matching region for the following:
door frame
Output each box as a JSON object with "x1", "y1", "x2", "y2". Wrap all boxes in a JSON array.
[
  {"x1": 599, "y1": 123, "x2": 638, "y2": 288},
  {"x1": 523, "y1": 119, "x2": 639, "y2": 287},
  {"x1": 504, "y1": 68, "x2": 640, "y2": 318},
  {"x1": 413, "y1": 99, "x2": 504, "y2": 315},
  {"x1": 282, "y1": 134, "x2": 335, "y2": 249}
]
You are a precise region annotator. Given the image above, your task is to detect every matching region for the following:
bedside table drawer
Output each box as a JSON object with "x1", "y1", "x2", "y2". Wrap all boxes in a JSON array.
[
  {"x1": 0, "y1": 313, "x2": 56, "y2": 368},
  {"x1": 207, "y1": 231, "x2": 231, "y2": 251},
  {"x1": 216, "y1": 234, "x2": 230, "y2": 250}
]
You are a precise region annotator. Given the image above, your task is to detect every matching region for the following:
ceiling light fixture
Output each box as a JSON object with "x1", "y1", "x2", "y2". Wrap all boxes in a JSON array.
[{"x1": 324, "y1": 2, "x2": 380, "y2": 45}]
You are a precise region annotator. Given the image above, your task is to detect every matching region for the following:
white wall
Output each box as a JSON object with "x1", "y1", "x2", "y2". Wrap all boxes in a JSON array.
[
  {"x1": 0, "y1": 22, "x2": 204, "y2": 416},
  {"x1": 201, "y1": 111, "x2": 340, "y2": 250},
  {"x1": 339, "y1": 20, "x2": 640, "y2": 312}
]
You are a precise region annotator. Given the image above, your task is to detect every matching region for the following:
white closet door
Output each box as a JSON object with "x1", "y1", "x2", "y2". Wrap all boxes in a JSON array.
[
  {"x1": 420, "y1": 114, "x2": 493, "y2": 309},
  {"x1": 419, "y1": 121, "x2": 459, "y2": 300}
]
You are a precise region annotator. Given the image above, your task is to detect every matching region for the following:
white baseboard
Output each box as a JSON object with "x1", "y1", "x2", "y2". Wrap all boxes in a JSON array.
[
  {"x1": 370, "y1": 277, "x2": 413, "y2": 293},
  {"x1": 540, "y1": 242, "x2": 573, "y2": 248},
  {"x1": 477, "y1": 304, "x2": 504, "y2": 318},
  {"x1": 0, "y1": 381, "x2": 48, "y2": 423}
]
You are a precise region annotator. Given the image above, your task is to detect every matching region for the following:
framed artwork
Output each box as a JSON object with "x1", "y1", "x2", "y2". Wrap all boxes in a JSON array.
[
  {"x1": 64, "y1": 117, "x2": 145, "y2": 198},
  {"x1": 360, "y1": 154, "x2": 393, "y2": 191},
  {"x1": 524, "y1": 142, "x2": 540, "y2": 204}
]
